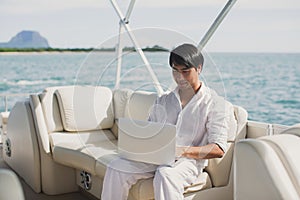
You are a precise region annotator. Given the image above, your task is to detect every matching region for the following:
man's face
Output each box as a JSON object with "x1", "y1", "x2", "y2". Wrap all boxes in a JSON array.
[{"x1": 172, "y1": 65, "x2": 200, "y2": 91}]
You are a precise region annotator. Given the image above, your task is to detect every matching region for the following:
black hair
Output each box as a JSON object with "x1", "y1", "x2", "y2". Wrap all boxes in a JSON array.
[{"x1": 169, "y1": 43, "x2": 204, "y2": 69}]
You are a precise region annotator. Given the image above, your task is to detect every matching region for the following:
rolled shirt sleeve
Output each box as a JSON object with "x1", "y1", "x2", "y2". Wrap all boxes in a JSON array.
[{"x1": 206, "y1": 95, "x2": 232, "y2": 153}]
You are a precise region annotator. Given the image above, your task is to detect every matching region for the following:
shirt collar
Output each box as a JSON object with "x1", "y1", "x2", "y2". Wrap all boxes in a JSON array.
[{"x1": 172, "y1": 82, "x2": 211, "y2": 104}]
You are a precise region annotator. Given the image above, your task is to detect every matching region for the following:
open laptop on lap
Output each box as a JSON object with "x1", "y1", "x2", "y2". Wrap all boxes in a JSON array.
[{"x1": 118, "y1": 118, "x2": 176, "y2": 165}]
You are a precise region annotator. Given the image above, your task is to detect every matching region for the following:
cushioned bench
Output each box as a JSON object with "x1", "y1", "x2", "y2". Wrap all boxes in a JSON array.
[
  {"x1": 235, "y1": 125, "x2": 300, "y2": 200},
  {"x1": 4, "y1": 85, "x2": 248, "y2": 199}
]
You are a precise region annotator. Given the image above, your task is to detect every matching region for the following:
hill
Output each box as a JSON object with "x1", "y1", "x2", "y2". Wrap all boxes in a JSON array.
[{"x1": 0, "y1": 30, "x2": 50, "y2": 48}]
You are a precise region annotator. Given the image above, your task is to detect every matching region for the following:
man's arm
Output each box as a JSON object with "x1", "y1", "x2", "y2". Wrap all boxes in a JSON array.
[{"x1": 176, "y1": 143, "x2": 224, "y2": 159}]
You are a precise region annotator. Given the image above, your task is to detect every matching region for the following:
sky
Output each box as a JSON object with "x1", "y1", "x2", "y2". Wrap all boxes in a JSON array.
[{"x1": 0, "y1": 0, "x2": 299, "y2": 52}]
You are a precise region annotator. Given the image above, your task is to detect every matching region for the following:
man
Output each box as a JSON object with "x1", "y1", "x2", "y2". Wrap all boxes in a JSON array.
[{"x1": 101, "y1": 43, "x2": 235, "y2": 199}]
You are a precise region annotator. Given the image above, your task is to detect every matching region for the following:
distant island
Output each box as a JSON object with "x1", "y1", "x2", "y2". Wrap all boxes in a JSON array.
[
  {"x1": 0, "y1": 30, "x2": 169, "y2": 52},
  {"x1": 0, "y1": 30, "x2": 50, "y2": 49}
]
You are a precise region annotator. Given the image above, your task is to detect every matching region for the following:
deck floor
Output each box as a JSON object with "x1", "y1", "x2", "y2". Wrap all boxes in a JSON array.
[{"x1": 0, "y1": 144, "x2": 96, "y2": 200}]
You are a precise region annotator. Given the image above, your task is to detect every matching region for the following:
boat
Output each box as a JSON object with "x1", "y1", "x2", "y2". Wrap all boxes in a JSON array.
[{"x1": 0, "y1": 0, "x2": 299, "y2": 199}]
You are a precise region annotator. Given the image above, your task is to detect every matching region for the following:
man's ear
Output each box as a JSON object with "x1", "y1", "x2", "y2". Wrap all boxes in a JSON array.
[{"x1": 197, "y1": 65, "x2": 202, "y2": 73}]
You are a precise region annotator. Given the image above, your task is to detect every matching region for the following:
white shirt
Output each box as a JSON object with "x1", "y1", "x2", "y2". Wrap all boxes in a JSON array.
[{"x1": 149, "y1": 83, "x2": 234, "y2": 169}]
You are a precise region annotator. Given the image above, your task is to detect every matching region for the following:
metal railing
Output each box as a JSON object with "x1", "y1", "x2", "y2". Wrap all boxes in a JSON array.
[{"x1": 0, "y1": 93, "x2": 30, "y2": 112}]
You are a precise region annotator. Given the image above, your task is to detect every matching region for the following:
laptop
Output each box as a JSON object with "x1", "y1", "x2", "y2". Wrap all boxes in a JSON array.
[{"x1": 118, "y1": 118, "x2": 176, "y2": 165}]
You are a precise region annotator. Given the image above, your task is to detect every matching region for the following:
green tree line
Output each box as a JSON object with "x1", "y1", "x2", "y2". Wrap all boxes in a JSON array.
[{"x1": 0, "y1": 45, "x2": 169, "y2": 52}]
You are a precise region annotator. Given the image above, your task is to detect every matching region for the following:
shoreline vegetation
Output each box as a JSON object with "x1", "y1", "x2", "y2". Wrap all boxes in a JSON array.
[{"x1": 0, "y1": 45, "x2": 169, "y2": 53}]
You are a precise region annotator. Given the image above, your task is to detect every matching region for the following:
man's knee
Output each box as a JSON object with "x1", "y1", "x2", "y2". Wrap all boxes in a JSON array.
[
  {"x1": 154, "y1": 166, "x2": 174, "y2": 184},
  {"x1": 157, "y1": 166, "x2": 174, "y2": 175}
]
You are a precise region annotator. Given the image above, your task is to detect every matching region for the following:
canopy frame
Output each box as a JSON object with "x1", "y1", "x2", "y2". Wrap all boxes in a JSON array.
[{"x1": 110, "y1": 0, "x2": 237, "y2": 94}]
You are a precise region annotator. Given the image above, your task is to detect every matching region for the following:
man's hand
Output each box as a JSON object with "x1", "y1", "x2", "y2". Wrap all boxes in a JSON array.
[
  {"x1": 175, "y1": 144, "x2": 224, "y2": 160},
  {"x1": 175, "y1": 146, "x2": 188, "y2": 158}
]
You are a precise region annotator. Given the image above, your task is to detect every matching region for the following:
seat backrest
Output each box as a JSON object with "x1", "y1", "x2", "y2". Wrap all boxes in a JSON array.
[
  {"x1": 30, "y1": 86, "x2": 64, "y2": 154},
  {"x1": 38, "y1": 86, "x2": 65, "y2": 133},
  {"x1": 0, "y1": 169, "x2": 25, "y2": 200},
  {"x1": 124, "y1": 91, "x2": 157, "y2": 121},
  {"x1": 113, "y1": 89, "x2": 133, "y2": 120},
  {"x1": 30, "y1": 85, "x2": 114, "y2": 153},
  {"x1": 55, "y1": 86, "x2": 114, "y2": 132},
  {"x1": 235, "y1": 133, "x2": 300, "y2": 199},
  {"x1": 205, "y1": 105, "x2": 248, "y2": 187},
  {"x1": 112, "y1": 89, "x2": 157, "y2": 138}
]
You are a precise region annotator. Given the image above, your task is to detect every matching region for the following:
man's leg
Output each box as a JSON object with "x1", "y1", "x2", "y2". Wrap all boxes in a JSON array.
[
  {"x1": 153, "y1": 159, "x2": 199, "y2": 200},
  {"x1": 101, "y1": 158, "x2": 157, "y2": 200}
]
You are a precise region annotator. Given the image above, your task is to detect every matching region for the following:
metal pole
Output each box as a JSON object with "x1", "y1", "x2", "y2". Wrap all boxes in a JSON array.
[
  {"x1": 125, "y1": 0, "x2": 136, "y2": 21},
  {"x1": 114, "y1": 23, "x2": 123, "y2": 89},
  {"x1": 198, "y1": 0, "x2": 237, "y2": 50},
  {"x1": 110, "y1": 0, "x2": 164, "y2": 95},
  {"x1": 122, "y1": 23, "x2": 164, "y2": 94},
  {"x1": 114, "y1": 0, "x2": 136, "y2": 89}
]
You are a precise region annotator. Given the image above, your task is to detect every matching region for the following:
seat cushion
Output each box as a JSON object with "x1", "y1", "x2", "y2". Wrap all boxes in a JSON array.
[
  {"x1": 40, "y1": 86, "x2": 65, "y2": 132},
  {"x1": 113, "y1": 89, "x2": 133, "y2": 119},
  {"x1": 128, "y1": 172, "x2": 212, "y2": 200},
  {"x1": 55, "y1": 86, "x2": 114, "y2": 132},
  {"x1": 111, "y1": 89, "x2": 134, "y2": 138},
  {"x1": 124, "y1": 91, "x2": 157, "y2": 121},
  {"x1": 205, "y1": 142, "x2": 234, "y2": 187},
  {"x1": 49, "y1": 130, "x2": 117, "y2": 175}
]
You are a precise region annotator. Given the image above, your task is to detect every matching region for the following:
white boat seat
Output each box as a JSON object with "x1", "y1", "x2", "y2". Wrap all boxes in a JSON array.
[
  {"x1": 50, "y1": 130, "x2": 117, "y2": 175},
  {"x1": 0, "y1": 169, "x2": 25, "y2": 200},
  {"x1": 5, "y1": 85, "x2": 248, "y2": 199},
  {"x1": 235, "y1": 132, "x2": 300, "y2": 199}
]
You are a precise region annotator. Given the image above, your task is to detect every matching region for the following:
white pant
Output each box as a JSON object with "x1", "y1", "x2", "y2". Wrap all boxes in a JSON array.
[{"x1": 101, "y1": 158, "x2": 199, "y2": 200}]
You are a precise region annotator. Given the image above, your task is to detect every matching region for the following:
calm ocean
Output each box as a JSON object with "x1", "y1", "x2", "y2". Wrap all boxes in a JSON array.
[{"x1": 0, "y1": 51, "x2": 299, "y2": 126}]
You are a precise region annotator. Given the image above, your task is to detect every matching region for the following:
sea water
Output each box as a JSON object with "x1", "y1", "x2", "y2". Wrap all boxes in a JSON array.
[{"x1": 0, "y1": 51, "x2": 299, "y2": 126}]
